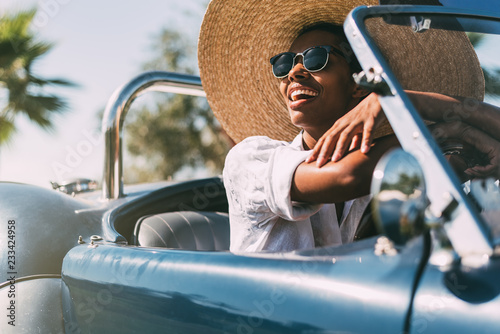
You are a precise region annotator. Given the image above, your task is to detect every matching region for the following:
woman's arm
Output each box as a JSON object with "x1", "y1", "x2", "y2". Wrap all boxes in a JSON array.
[
  {"x1": 292, "y1": 135, "x2": 399, "y2": 203},
  {"x1": 409, "y1": 91, "x2": 500, "y2": 142},
  {"x1": 429, "y1": 121, "x2": 500, "y2": 180},
  {"x1": 294, "y1": 120, "x2": 500, "y2": 204},
  {"x1": 307, "y1": 91, "x2": 500, "y2": 166}
]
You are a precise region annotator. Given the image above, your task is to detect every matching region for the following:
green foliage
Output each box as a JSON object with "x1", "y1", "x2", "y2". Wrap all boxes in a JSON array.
[
  {"x1": 467, "y1": 32, "x2": 484, "y2": 49},
  {"x1": 381, "y1": 173, "x2": 422, "y2": 196},
  {"x1": 124, "y1": 27, "x2": 232, "y2": 183},
  {"x1": 0, "y1": 8, "x2": 75, "y2": 145},
  {"x1": 126, "y1": 95, "x2": 231, "y2": 182},
  {"x1": 484, "y1": 68, "x2": 500, "y2": 97},
  {"x1": 142, "y1": 29, "x2": 196, "y2": 75},
  {"x1": 468, "y1": 32, "x2": 500, "y2": 99}
]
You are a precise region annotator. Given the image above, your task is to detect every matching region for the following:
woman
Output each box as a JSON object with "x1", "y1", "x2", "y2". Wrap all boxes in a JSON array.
[{"x1": 198, "y1": 0, "x2": 500, "y2": 252}]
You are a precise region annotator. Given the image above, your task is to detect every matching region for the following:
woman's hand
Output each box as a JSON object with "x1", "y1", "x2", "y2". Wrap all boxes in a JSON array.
[
  {"x1": 431, "y1": 121, "x2": 500, "y2": 180},
  {"x1": 306, "y1": 93, "x2": 386, "y2": 167}
]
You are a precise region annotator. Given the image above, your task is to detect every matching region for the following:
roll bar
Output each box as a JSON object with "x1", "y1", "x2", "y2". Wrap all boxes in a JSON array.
[{"x1": 101, "y1": 71, "x2": 205, "y2": 199}]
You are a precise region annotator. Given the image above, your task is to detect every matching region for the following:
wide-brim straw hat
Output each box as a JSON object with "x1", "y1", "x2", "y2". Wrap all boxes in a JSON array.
[{"x1": 198, "y1": 0, "x2": 485, "y2": 143}]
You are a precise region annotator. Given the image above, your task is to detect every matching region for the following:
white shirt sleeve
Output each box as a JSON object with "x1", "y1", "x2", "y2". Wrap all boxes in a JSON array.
[{"x1": 223, "y1": 136, "x2": 321, "y2": 226}]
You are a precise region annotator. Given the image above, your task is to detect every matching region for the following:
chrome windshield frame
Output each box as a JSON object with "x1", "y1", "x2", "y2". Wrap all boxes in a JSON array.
[
  {"x1": 101, "y1": 71, "x2": 205, "y2": 200},
  {"x1": 344, "y1": 5, "x2": 500, "y2": 257}
]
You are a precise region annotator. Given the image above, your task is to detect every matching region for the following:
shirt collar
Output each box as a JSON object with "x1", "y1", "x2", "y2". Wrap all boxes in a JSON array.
[{"x1": 290, "y1": 130, "x2": 305, "y2": 150}]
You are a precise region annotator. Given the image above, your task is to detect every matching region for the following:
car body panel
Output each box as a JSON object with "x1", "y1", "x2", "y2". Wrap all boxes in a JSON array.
[
  {"x1": 0, "y1": 276, "x2": 64, "y2": 334},
  {"x1": 410, "y1": 257, "x2": 500, "y2": 334},
  {"x1": 61, "y1": 236, "x2": 426, "y2": 333},
  {"x1": 0, "y1": 183, "x2": 96, "y2": 277}
]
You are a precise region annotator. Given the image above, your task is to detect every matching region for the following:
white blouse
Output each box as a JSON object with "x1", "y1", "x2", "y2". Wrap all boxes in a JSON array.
[{"x1": 223, "y1": 133, "x2": 371, "y2": 252}]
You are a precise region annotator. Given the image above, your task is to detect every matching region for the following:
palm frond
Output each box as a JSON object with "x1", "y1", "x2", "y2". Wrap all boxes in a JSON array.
[
  {"x1": 27, "y1": 74, "x2": 78, "y2": 88},
  {"x1": 23, "y1": 41, "x2": 54, "y2": 70},
  {"x1": 0, "y1": 8, "x2": 77, "y2": 144},
  {"x1": 0, "y1": 9, "x2": 36, "y2": 39},
  {"x1": 0, "y1": 39, "x2": 30, "y2": 68},
  {"x1": 0, "y1": 116, "x2": 16, "y2": 145},
  {"x1": 4, "y1": 95, "x2": 67, "y2": 131}
]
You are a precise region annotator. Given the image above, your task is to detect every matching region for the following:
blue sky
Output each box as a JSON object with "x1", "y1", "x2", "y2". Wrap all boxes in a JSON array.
[{"x1": 1, "y1": 0, "x2": 207, "y2": 188}]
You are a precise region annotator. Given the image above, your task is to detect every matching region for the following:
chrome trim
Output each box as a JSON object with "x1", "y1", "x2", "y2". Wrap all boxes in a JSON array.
[
  {"x1": 101, "y1": 71, "x2": 205, "y2": 199},
  {"x1": 345, "y1": 6, "x2": 497, "y2": 256},
  {"x1": 0, "y1": 274, "x2": 61, "y2": 289}
]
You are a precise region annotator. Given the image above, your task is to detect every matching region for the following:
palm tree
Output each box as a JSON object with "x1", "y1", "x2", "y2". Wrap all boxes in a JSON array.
[{"x1": 0, "y1": 8, "x2": 75, "y2": 145}]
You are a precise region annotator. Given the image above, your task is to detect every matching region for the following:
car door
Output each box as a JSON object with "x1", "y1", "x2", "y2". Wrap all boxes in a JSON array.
[{"x1": 61, "y1": 234, "x2": 426, "y2": 333}]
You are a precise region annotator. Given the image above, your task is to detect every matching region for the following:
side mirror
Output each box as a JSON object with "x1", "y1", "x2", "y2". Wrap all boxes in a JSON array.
[{"x1": 371, "y1": 149, "x2": 428, "y2": 245}]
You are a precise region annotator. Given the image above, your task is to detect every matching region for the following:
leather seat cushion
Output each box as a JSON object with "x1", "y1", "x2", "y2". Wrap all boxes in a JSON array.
[{"x1": 133, "y1": 211, "x2": 230, "y2": 251}]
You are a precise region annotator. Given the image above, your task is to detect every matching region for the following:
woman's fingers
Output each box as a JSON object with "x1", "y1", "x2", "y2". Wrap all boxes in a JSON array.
[
  {"x1": 466, "y1": 165, "x2": 496, "y2": 177},
  {"x1": 306, "y1": 133, "x2": 328, "y2": 164},
  {"x1": 306, "y1": 93, "x2": 384, "y2": 165},
  {"x1": 349, "y1": 133, "x2": 362, "y2": 151},
  {"x1": 317, "y1": 134, "x2": 337, "y2": 166},
  {"x1": 332, "y1": 130, "x2": 354, "y2": 162},
  {"x1": 361, "y1": 117, "x2": 375, "y2": 154}
]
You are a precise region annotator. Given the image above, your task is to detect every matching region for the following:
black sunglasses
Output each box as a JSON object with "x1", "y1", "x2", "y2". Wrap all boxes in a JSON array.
[{"x1": 270, "y1": 45, "x2": 346, "y2": 79}]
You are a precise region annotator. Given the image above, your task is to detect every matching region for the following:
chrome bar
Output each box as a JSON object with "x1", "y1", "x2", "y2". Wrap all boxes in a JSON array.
[
  {"x1": 101, "y1": 71, "x2": 205, "y2": 199},
  {"x1": 345, "y1": 6, "x2": 494, "y2": 257}
]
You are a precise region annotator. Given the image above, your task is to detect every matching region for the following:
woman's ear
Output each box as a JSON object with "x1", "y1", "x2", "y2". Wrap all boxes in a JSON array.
[{"x1": 352, "y1": 84, "x2": 370, "y2": 99}]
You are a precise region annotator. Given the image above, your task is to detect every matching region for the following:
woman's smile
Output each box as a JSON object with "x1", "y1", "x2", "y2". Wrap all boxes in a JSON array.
[{"x1": 288, "y1": 84, "x2": 320, "y2": 108}]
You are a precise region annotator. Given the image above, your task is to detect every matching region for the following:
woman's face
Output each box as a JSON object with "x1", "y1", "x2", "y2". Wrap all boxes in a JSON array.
[{"x1": 279, "y1": 29, "x2": 362, "y2": 139}]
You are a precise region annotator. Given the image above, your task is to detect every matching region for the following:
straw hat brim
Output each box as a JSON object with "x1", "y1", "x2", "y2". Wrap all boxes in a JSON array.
[{"x1": 198, "y1": 0, "x2": 485, "y2": 143}]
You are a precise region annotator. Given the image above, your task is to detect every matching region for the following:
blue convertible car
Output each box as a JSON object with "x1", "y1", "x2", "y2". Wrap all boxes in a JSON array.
[{"x1": 2, "y1": 1, "x2": 500, "y2": 333}]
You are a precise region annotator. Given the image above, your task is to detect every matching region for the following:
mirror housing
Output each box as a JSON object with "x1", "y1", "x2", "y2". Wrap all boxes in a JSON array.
[{"x1": 371, "y1": 149, "x2": 428, "y2": 245}]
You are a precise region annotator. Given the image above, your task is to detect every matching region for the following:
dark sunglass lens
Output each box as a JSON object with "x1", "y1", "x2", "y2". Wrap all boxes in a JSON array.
[
  {"x1": 272, "y1": 53, "x2": 294, "y2": 77},
  {"x1": 304, "y1": 47, "x2": 328, "y2": 71}
]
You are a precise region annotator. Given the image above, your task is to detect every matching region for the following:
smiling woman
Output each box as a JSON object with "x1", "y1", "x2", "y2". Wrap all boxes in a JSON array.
[
  {"x1": 198, "y1": 0, "x2": 394, "y2": 253},
  {"x1": 198, "y1": 0, "x2": 500, "y2": 254}
]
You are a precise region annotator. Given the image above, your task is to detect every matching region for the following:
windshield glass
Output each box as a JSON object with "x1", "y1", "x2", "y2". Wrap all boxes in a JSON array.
[{"x1": 362, "y1": 11, "x2": 500, "y2": 245}]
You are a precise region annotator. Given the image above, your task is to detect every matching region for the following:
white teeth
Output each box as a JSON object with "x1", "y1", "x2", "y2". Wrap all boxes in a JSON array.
[{"x1": 290, "y1": 89, "x2": 318, "y2": 101}]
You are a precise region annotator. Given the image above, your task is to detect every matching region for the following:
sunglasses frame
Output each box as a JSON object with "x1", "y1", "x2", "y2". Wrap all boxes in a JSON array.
[{"x1": 270, "y1": 45, "x2": 346, "y2": 79}]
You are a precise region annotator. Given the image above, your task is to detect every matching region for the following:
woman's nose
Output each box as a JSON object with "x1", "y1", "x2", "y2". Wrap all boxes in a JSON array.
[{"x1": 288, "y1": 61, "x2": 309, "y2": 81}]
